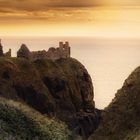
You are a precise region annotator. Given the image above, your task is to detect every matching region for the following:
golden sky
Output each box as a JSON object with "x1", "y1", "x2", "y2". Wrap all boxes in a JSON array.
[{"x1": 0, "y1": 0, "x2": 140, "y2": 37}]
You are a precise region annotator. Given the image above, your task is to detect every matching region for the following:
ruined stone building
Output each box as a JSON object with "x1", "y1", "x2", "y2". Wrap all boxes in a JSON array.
[
  {"x1": 17, "y1": 41, "x2": 71, "y2": 61},
  {"x1": 0, "y1": 39, "x2": 11, "y2": 57},
  {"x1": 17, "y1": 44, "x2": 30, "y2": 59},
  {"x1": 0, "y1": 40, "x2": 3, "y2": 56}
]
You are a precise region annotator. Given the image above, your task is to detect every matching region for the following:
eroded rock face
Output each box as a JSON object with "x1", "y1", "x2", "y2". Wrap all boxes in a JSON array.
[
  {"x1": 72, "y1": 110, "x2": 102, "y2": 139},
  {"x1": 89, "y1": 66, "x2": 140, "y2": 140},
  {"x1": 0, "y1": 57, "x2": 100, "y2": 138}
]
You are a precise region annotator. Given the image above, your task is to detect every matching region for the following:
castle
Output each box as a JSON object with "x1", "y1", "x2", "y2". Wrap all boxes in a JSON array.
[
  {"x1": 0, "y1": 39, "x2": 71, "y2": 61},
  {"x1": 17, "y1": 41, "x2": 71, "y2": 61},
  {"x1": 0, "y1": 39, "x2": 11, "y2": 57}
]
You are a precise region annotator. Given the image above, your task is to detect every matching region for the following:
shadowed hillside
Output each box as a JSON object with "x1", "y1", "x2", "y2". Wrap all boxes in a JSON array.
[
  {"x1": 89, "y1": 66, "x2": 140, "y2": 140},
  {"x1": 0, "y1": 57, "x2": 100, "y2": 139}
]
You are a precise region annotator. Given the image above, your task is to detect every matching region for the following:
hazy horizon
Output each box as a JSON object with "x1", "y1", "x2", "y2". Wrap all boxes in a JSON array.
[{"x1": 1, "y1": 36, "x2": 140, "y2": 109}]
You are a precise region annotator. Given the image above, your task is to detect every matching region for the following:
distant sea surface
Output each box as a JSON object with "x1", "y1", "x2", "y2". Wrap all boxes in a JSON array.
[{"x1": 2, "y1": 36, "x2": 140, "y2": 109}]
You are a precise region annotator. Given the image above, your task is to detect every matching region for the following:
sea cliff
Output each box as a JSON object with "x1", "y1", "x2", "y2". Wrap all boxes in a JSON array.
[{"x1": 0, "y1": 57, "x2": 100, "y2": 139}]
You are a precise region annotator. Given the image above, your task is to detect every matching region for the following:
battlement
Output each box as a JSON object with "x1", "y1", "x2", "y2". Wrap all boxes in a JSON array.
[{"x1": 59, "y1": 41, "x2": 69, "y2": 48}]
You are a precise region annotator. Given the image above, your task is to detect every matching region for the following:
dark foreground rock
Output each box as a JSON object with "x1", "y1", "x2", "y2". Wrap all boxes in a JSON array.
[
  {"x1": 0, "y1": 57, "x2": 100, "y2": 138},
  {"x1": 89, "y1": 66, "x2": 140, "y2": 140}
]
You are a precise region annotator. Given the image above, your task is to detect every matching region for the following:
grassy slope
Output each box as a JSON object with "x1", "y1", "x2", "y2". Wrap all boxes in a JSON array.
[
  {"x1": 89, "y1": 66, "x2": 140, "y2": 140},
  {"x1": 0, "y1": 97, "x2": 79, "y2": 140}
]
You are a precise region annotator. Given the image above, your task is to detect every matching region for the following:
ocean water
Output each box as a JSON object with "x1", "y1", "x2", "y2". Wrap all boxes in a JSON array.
[{"x1": 2, "y1": 36, "x2": 140, "y2": 109}]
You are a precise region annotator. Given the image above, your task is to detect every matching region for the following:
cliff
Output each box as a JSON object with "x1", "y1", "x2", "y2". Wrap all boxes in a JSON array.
[
  {"x1": 0, "y1": 57, "x2": 100, "y2": 139},
  {"x1": 89, "y1": 66, "x2": 140, "y2": 140}
]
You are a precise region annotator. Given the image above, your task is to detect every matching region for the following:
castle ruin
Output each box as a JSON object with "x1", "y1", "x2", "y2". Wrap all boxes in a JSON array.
[
  {"x1": 0, "y1": 39, "x2": 71, "y2": 61},
  {"x1": 17, "y1": 41, "x2": 71, "y2": 61},
  {"x1": 0, "y1": 39, "x2": 11, "y2": 57}
]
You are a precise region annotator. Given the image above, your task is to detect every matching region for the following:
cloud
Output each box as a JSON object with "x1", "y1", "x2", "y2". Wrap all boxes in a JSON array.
[
  {"x1": 0, "y1": 0, "x2": 101, "y2": 24},
  {"x1": 0, "y1": 0, "x2": 139, "y2": 22},
  {"x1": 0, "y1": 0, "x2": 102, "y2": 12},
  {"x1": 0, "y1": 0, "x2": 140, "y2": 13},
  {"x1": 43, "y1": 0, "x2": 100, "y2": 7}
]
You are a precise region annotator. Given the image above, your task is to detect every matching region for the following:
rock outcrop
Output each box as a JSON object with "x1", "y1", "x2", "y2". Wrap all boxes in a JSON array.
[
  {"x1": 0, "y1": 57, "x2": 100, "y2": 138},
  {"x1": 89, "y1": 66, "x2": 140, "y2": 140}
]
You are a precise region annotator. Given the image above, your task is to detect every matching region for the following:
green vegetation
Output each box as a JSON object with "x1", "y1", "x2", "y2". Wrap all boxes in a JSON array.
[{"x1": 0, "y1": 97, "x2": 78, "y2": 140}]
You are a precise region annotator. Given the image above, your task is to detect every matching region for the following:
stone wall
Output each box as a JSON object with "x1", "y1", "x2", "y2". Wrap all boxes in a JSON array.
[
  {"x1": 5, "y1": 49, "x2": 11, "y2": 57},
  {"x1": 17, "y1": 44, "x2": 30, "y2": 59},
  {"x1": 0, "y1": 40, "x2": 11, "y2": 57},
  {"x1": 0, "y1": 39, "x2": 4, "y2": 56},
  {"x1": 17, "y1": 42, "x2": 71, "y2": 61}
]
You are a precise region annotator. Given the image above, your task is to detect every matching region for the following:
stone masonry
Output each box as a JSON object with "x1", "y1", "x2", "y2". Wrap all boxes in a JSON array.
[
  {"x1": 17, "y1": 41, "x2": 71, "y2": 61},
  {"x1": 0, "y1": 39, "x2": 11, "y2": 57}
]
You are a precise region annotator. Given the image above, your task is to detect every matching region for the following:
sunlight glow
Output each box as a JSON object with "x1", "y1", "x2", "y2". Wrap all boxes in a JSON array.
[{"x1": 0, "y1": 7, "x2": 140, "y2": 38}]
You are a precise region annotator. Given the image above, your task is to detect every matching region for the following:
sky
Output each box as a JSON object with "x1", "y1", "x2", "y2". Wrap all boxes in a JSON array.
[{"x1": 0, "y1": 0, "x2": 140, "y2": 37}]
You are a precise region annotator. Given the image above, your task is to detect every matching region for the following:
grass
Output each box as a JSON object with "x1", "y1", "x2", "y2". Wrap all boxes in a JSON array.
[{"x1": 0, "y1": 97, "x2": 79, "y2": 140}]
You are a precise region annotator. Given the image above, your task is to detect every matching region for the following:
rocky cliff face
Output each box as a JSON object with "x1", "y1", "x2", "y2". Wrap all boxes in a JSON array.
[
  {"x1": 89, "y1": 66, "x2": 140, "y2": 140},
  {"x1": 0, "y1": 57, "x2": 100, "y2": 138}
]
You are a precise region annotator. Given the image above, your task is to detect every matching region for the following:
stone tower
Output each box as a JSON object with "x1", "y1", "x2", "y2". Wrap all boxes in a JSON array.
[
  {"x1": 59, "y1": 41, "x2": 71, "y2": 58},
  {"x1": 0, "y1": 39, "x2": 4, "y2": 56},
  {"x1": 64, "y1": 41, "x2": 71, "y2": 58},
  {"x1": 59, "y1": 42, "x2": 64, "y2": 49}
]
